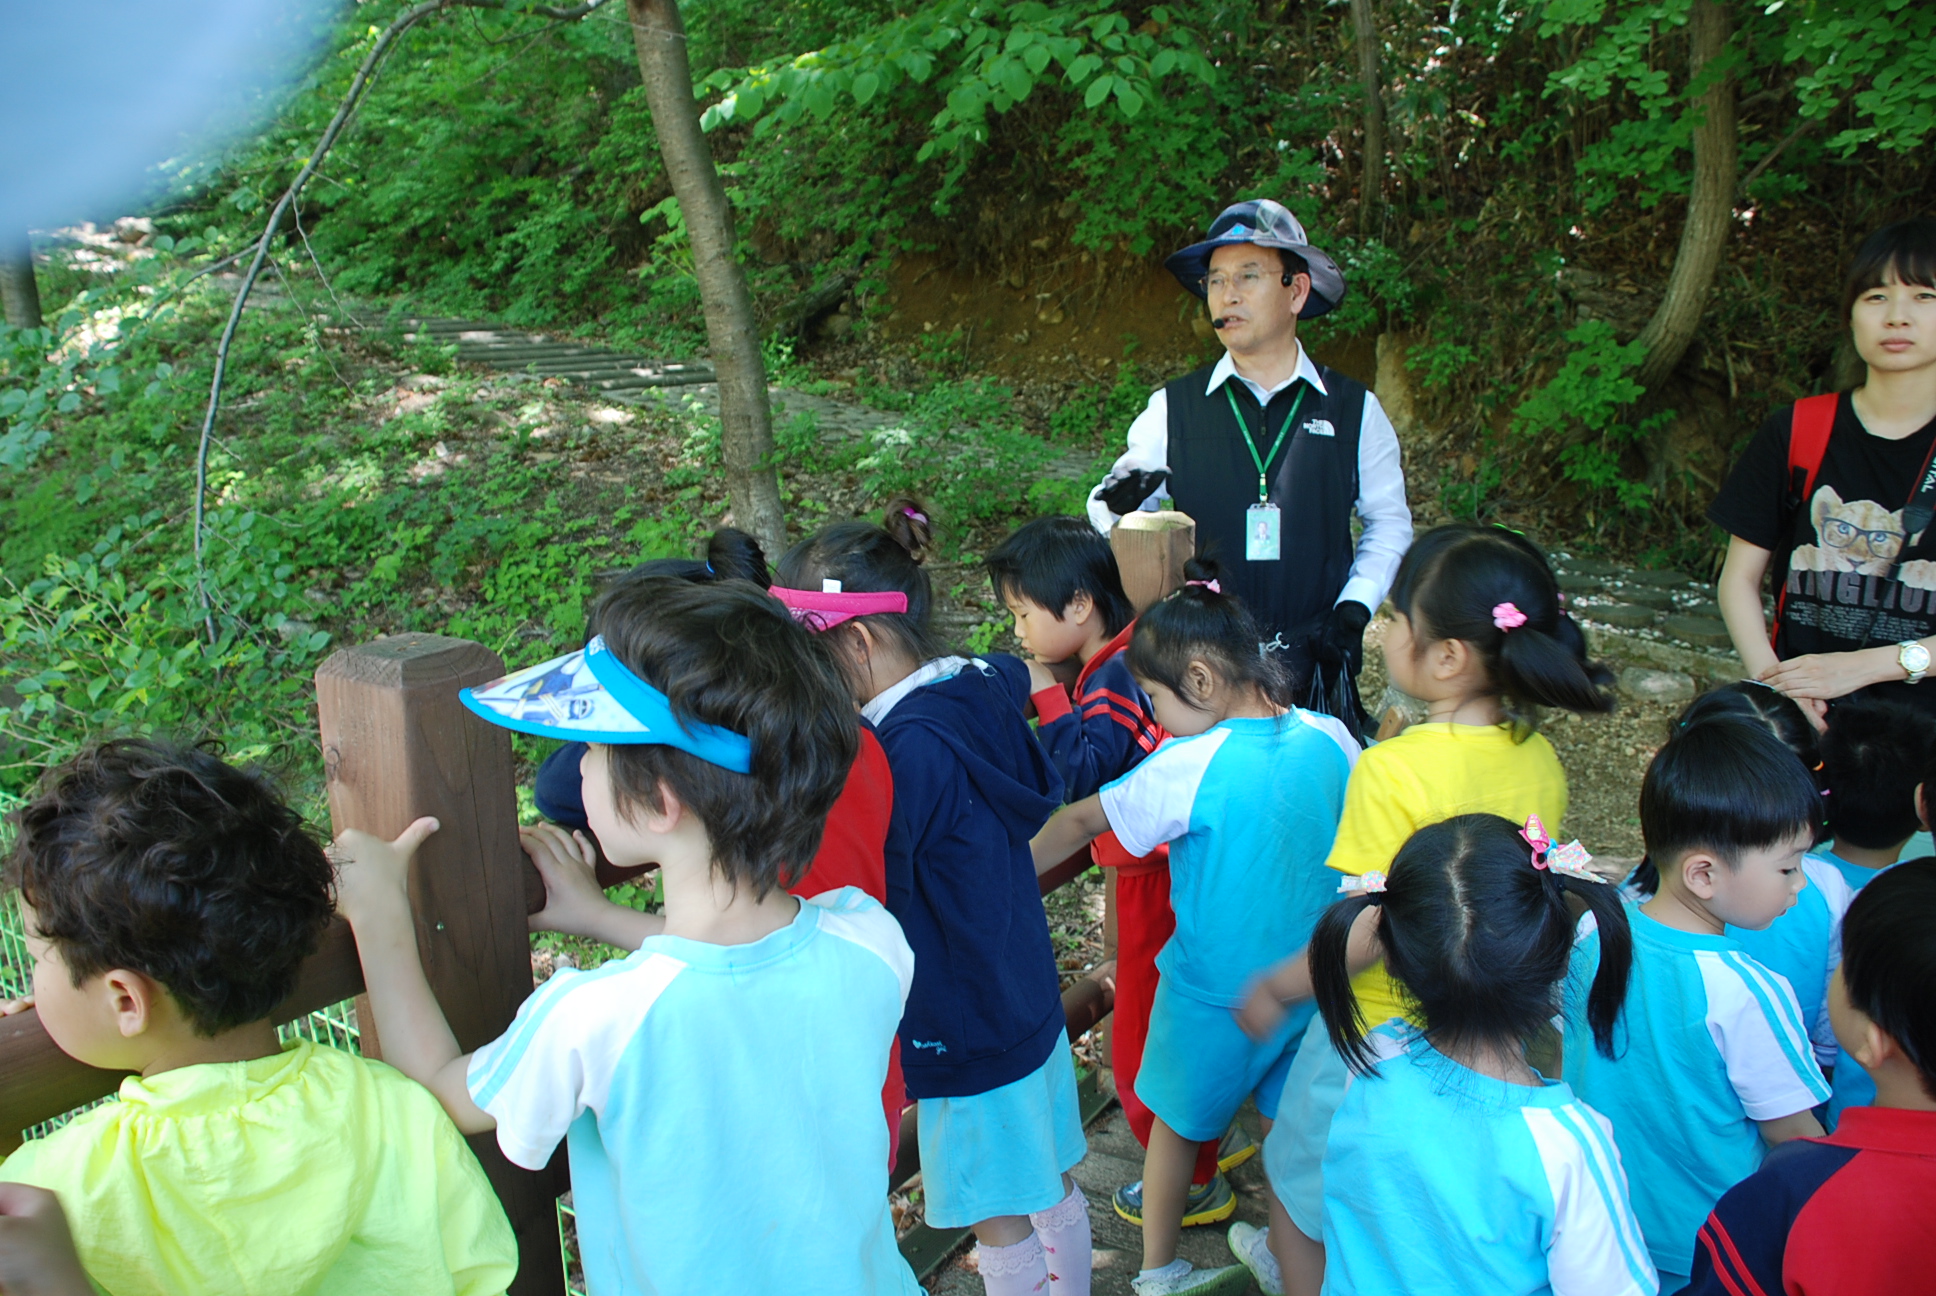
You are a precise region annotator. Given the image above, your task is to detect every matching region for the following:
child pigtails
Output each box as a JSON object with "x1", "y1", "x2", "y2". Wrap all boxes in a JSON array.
[
  {"x1": 704, "y1": 528, "x2": 770, "y2": 586},
  {"x1": 1310, "y1": 890, "x2": 1385, "y2": 1074},
  {"x1": 882, "y1": 497, "x2": 934, "y2": 563},
  {"x1": 1550, "y1": 871, "x2": 1633, "y2": 1058},
  {"x1": 1492, "y1": 604, "x2": 1617, "y2": 717},
  {"x1": 1128, "y1": 555, "x2": 1294, "y2": 712}
]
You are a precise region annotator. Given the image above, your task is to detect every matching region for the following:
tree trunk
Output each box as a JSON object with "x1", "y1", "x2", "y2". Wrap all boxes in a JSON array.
[
  {"x1": 625, "y1": 0, "x2": 786, "y2": 557},
  {"x1": 1350, "y1": 0, "x2": 1386, "y2": 235},
  {"x1": 1634, "y1": 0, "x2": 1736, "y2": 390},
  {"x1": 0, "y1": 230, "x2": 42, "y2": 330}
]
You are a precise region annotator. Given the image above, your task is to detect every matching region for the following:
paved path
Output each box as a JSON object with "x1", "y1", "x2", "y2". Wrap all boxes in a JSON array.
[{"x1": 395, "y1": 313, "x2": 1094, "y2": 479}]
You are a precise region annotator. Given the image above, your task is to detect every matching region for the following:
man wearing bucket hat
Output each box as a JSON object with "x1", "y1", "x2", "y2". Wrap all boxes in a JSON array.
[{"x1": 1087, "y1": 199, "x2": 1412, "y2": 718}]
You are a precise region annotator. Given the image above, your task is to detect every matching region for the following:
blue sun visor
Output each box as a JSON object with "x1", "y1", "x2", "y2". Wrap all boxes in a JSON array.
[{"x1": 460, "y1": 635, "x2": 754, "y2": 772}]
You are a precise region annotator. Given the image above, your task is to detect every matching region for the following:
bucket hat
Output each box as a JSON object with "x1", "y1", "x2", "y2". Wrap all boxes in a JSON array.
[{"x1": 1164, "y1": 199, "x2": 1346, "y2": 319}]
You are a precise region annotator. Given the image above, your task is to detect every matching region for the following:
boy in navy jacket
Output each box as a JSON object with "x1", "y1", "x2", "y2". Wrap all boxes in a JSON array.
[{"x1": 988, "y1": 518, "x2": 1236, "y2": 1226}]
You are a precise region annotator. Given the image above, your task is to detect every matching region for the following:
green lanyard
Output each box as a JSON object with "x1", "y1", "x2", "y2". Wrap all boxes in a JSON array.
[{"x1": 1223, "y1": 381, "x2": 1306, "y2": 503}]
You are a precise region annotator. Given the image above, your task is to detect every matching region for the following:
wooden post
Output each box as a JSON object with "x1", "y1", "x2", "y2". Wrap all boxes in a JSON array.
[
  {"x1": 1099, "y1": 510, "x2": 1194, "y2": 1093},
  {"x1": 316, "y1": 633, "x2": 564, "y2": 1296},
  {"x1": 1111, "y1": 511, "x2": 1196, "y2": 613}
]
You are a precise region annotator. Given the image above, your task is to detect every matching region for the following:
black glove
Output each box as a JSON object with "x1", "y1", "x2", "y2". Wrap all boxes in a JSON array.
[
  {"x1": 1311, "y1": 600, "x2": 1371, "y2": 674},
  {"x1": 1094, "y1": 468, "x2": 1172, "y2": 518}
]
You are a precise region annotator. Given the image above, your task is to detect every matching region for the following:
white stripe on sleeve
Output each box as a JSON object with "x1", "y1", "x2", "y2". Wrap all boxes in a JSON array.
[
  {"x1": 466, "y1": 952, "x2": 687, "y2": 1170},
  {"x1": 807, "y1": 887, "x2": 916, "y2": 1005},
  {"x1": 1295, "y1": 709, "x2": 1363, "y2": 770},
  {"x1": 1098, "y1": 727, "x2": 1229, "y2": 859},
  {"x1": 1523, "y1": 1103, "x2": 1658, "y2": 1296},
  {"x1": 1696, "y1": 949, "x2": 1831, "y2": 1120}
]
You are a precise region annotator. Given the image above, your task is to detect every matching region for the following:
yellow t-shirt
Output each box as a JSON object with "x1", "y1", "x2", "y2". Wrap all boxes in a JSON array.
[
  {"x1": 0, "y1": 1039, "x2": 516, "y2": 1296},
  {"x1": 1327, "y1": 721, "x2": 1569, "y2": 1028}
]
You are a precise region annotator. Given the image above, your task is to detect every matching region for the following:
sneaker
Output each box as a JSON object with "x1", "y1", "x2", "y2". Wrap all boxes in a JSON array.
[
  {"x1": 1216, "y1": 1124, "x2": 1258, "y2": 1173},
  {"x1": 1130, "y1": 1259, "x2": 1256, "y2": 1296},
  {"x1": 1112, "y1": 1172, "x2": 1238, "y2": 1227},
  {"x1": 1227, "y1": 1220, "x2": 1284, "y2": 1296}
]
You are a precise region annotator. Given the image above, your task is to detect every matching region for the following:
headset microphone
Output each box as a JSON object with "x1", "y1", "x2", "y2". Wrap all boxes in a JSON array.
[{"x1": 1211, "y1": 317, "x2": 1229, "y2": 329}]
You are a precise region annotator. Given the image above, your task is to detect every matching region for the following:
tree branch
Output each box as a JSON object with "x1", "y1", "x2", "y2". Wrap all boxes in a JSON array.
[
  {"x1": 1738, "y1": 117, "x2": 1817, "y2": 198},
  {"x1": 190, "y1": 0, "x2": 611, "y2": 641}
]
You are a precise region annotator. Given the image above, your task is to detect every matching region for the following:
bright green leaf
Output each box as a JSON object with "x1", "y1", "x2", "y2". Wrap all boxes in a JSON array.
[
  {"x1": 1084, "y1": 74, "x2": 1114, "y2": 108},
  {"x1": 852, "y1": 70, "x2": 881, "y2": 104},
  {"x1": 1001, "y1": 60, "x2": 1033, "y2": 102}
]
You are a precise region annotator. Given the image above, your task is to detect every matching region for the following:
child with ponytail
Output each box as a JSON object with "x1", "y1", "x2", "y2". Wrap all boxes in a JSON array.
[
  {"x1": 1233, "y1": 523, "x2": 1615, "y2": 1296},
  {"x1": 1031, "y1": 559, "x2": 1360, "y2": 1296},
  {"x1": 1308, "y1": 814, "x2": 1653, "y2": 1296},
  {"x1": 777, "y1": 500, "x2": 1092, "y2": 1296}
]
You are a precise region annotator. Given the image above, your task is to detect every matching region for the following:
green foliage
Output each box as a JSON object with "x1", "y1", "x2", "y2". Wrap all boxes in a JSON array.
[
  {"x1": 701, "y1": 2, "x2": 1217, "y2": 156},
  {"x1": 0, "y1": 509, "x2": 330, "y2": 791},
  {"x1": 1510, "y1": 320, "x2": 1665, "y2": 510},
  {"x1": 855, "y1": 375, "x2": 1058, "y2": 535},
  {"x1": 1771, "y1": 0, "x2": 1936, "y2": 154},
  {"x1": 1541, "y1": 0, "x2": 1936, "y2": 210}
]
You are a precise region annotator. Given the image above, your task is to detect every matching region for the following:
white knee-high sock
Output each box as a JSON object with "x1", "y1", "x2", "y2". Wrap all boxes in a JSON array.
[
  {"x1": 1028, "y1": 1182, "x2": 1093, "y2": 1296},
  {"x1": 976, "y1": 1233, "x2": 1050, "y2": 1296}
]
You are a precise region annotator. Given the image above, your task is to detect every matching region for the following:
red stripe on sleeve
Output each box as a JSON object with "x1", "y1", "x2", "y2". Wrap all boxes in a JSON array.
[{"x1": 1697, "y1": 1219, "x2": 1765, "y2": 1296}]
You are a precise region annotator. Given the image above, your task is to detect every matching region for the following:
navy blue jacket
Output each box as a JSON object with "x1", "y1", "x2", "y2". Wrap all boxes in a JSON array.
[
  {"x1": 1030, "y1": 622, "x2": 1162, "y2": 803},
  {"x1": 876, "y1": 656, "x2": 1067, "y2": 1099}
]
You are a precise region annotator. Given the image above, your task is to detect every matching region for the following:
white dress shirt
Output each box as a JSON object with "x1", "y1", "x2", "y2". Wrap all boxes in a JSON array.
[{"x1": 1086, "y1": 343, "x2": 1413, "y2": 613}]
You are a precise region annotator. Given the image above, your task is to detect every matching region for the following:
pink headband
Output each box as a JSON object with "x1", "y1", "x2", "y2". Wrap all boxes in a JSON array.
[{"x1": 768, "y1": 584, "x2": 910, "y2": 631}]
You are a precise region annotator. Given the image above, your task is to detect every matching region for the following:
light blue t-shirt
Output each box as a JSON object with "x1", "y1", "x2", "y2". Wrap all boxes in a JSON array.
[
  {"x1": 1726, "y1": 851, "x2": 1855, "y2": 1068},
  {"x1": 1100, "y1": 710, "x2": 1358, "y2": 1007},
  {"x1": 1815, "y1": 842, "x2": 1895, "y2": 893},
  {"x1": 467, "y1": 888, "x2": 920, "y2": 1296},
  {"x1": 1322, "y1": 1024, "x2": 1656, "y2": 1296},
  {"x1": 1563, "y1": 904, "x2": 1830, "y2": 1279}
]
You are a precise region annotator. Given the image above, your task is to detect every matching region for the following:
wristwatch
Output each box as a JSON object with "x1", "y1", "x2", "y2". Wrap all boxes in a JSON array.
[{"x1": 1899, "y1": 640, "x2": 1931, "y2": 684}]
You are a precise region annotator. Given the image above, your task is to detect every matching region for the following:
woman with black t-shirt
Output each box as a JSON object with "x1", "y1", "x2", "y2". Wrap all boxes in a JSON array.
[{"x1": 1710, "y1": 217, "x2": 1936, "y2": 724}]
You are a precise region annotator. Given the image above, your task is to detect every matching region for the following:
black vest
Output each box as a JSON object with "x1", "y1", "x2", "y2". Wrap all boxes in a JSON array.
[{"x1": 1165, "y1": 361, "x2": 1366, "y2": 648}]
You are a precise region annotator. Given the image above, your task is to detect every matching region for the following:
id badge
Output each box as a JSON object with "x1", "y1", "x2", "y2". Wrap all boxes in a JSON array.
[{"x1": 1246, "y1": 502, "x2": 1281, "y2": 561}]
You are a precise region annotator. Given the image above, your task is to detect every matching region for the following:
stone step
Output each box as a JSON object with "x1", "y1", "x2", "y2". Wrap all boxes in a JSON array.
[{"x1": 582, "y1": 371, "x2": 718, "y2": 391}]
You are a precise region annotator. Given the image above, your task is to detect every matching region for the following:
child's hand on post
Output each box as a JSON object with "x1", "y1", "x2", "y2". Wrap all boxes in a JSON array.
[
  {"x1": 330, "y1": 818, "x2": 440, "y2": 924},
  {"x1": 522, "y1": 822, "x2": 607, "y2": 937}
]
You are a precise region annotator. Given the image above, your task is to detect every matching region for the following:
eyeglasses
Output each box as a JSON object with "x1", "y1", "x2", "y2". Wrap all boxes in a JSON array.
[
  {"x1": 1201, "y1": 269, "x2": 1275, "y2": 297},
  {"x1": 1822, "y1": 517, "x2": 1905, "y2": 559}
]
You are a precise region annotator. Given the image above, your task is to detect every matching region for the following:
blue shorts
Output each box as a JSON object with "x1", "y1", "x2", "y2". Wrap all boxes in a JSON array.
[
  {"x1": 1264, "y1": 1012, "x2": 1352, "y2": 1238},
  {"x1": 1135, "y1": 980, "x2": 1310, "y2": 1143},
  {"x1": 917, "y1": 1034, "x2": 1086, "y2": 1228}
]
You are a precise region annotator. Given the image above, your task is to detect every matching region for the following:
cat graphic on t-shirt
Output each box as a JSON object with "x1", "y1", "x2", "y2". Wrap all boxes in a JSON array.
[{"x1": 1790, "y1": 486, "x2": 1936, "y2": 589}]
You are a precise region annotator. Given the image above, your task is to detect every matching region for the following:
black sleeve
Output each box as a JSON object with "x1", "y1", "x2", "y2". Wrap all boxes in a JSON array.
[{"x1": 1707, "y1": 407, "x2": 1797, "y2": 551}]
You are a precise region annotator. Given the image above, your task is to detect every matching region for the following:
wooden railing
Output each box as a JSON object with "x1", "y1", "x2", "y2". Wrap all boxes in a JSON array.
[{"x1": 0, "y1": 511, "x2": 1194, "y2": 1291}]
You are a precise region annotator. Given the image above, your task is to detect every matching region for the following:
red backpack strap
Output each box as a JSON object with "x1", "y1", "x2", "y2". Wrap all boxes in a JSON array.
[
  {"x1": 1772, "y1": 394, "x2": 1840, "y2": 645},
  {"x1": 1787, "y1": 394, "x2": 1837, "y2": 499}
]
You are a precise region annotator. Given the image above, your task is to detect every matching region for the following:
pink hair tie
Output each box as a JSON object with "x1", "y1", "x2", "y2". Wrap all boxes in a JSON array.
[
  {"x1": 1185, "y1": 579, "x2": 1222, "y2": 594},
  {"x1": 1492, "y1": 601, "x2": 1527, "y2": 631},
  {"x1": 902, "y1": 506, "x2": 928, "y2": 524},
  {"x1": 767, "y1": 584, "x2": 910, "y2": 631}
]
